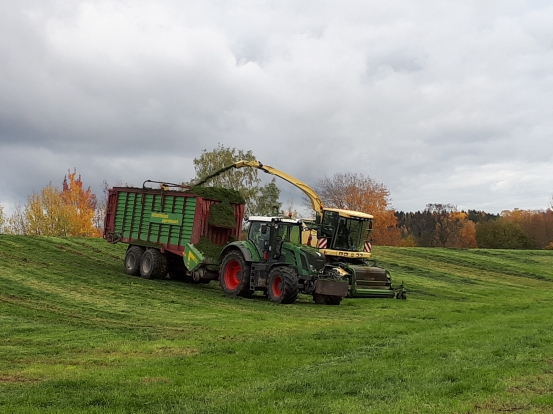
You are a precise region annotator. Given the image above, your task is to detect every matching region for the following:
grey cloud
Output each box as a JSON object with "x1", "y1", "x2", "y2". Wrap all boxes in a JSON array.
[{"x1": 1, "y1": 0, "x2": 553, "y2": 216}]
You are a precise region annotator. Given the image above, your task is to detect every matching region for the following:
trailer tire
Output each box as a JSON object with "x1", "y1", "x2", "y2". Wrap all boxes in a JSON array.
[
  {"x1": 267, "y1": 267, "x2": 299, "y2": 304},
  {"x1": 124, "y1": 246, "x2": 145, "y2": 276},
  {"x1": 140, "y1": 249, "x2": 168, "y2": 280},
  {"x1": 219, "y1": 251, "x2": 252, "y2": 297}
]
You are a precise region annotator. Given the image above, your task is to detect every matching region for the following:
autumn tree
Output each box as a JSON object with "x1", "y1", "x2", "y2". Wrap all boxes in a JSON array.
[
  {"x1": 396, "y1": 205, "x2": 475, "y2": 248},
  {"x1": 454, "y1": 220, "x2": 478, "y2": 248},
  {"x1": 466, "y1": 210, "x2": 499, "y2": 223},
  {"x1": 476, "y1": 219, "x2": 532, "y2": 249},
  {"x1": 425, "y1": 204, "x2": 467, "y2": 247},
  {"x1": 6, "y1": 169, "x2": 100, "y2": 237},
  {"x1": 25, "y1": 183, "x2": 73, "y2": 236},
  {"x1": 315, "y1": 172, "x2": 400, "y2": 245},
  {"x1": 61, "y1": 169, "x2": 99, "y2": 237},
  {"x1": 395, "y1": 211, "x2": 433, "y2": 246},
  {"x1": 4, "y1": 203, "x2": 27, "y2": 235},
  {"x1": 500, "y1": 208, "x2": 553, "y2": 249},
  {"x1": 193, "y1": 144, "x2": 281, "y2": 216}
]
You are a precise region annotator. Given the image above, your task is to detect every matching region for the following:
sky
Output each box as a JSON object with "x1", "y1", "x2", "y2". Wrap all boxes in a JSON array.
[{"x1": 1, "y1": 0, "x2": 552, "y2": 217}]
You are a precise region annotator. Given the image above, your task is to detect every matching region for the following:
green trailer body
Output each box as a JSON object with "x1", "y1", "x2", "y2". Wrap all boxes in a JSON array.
[{"x1": 103, "y1": 186, "x2": 245, "y2": 273}]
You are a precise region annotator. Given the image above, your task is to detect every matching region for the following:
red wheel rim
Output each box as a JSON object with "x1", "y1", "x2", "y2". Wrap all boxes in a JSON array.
[
  {"x1": 271, "y1": 275, "x2": 283, "y2": 298},
  {"x1": 224, "y1": 259, "x2": 241, "y2": 290}
]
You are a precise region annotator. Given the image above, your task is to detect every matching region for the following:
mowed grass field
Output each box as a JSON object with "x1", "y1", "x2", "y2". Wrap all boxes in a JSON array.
[{"x1": 1, "y1": 235, "x2": 552, "y2": 413}]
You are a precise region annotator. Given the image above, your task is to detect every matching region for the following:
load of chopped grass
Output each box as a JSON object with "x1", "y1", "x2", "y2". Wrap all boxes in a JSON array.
[
  {"x1": 208, "y1": 201, "x2": 237, "y2": 228},
  {"x1": 194, "y1": 236, "x2": 225, "y2": 261},
  {"x1": 190, "y1": 186, "x2": 245, "y2": 204}
]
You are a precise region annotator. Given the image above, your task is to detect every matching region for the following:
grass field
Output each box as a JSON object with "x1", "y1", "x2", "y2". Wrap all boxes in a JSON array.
[{"x1": 1, "y1": 235, "x2": 552, "y2": 413}]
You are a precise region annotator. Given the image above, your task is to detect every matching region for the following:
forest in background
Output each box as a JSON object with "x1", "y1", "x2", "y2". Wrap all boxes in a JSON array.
[{"x1": 393, "y1": 204, "x2": 553, "y2": 249}]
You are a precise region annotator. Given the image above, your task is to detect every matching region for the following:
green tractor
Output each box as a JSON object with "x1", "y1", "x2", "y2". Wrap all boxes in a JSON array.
[{"x1": 218, "y1": 216, "x2": 349, "y2": 305}]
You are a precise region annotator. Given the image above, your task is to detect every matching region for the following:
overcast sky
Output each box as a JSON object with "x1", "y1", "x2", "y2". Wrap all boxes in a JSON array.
[{"x1": 1, "y1": 0, "x2": 552, "y2": 216}]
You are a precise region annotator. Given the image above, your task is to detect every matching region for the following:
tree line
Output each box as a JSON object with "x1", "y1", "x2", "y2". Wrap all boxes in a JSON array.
[
  {"x1": 1, "y1": 145, "x2": 552, "y2": 250},
  {"x1": 395, "y1": 204, "x2": 553, "y2": 249}
]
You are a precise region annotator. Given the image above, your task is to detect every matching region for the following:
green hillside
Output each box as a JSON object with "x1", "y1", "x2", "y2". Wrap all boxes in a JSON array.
[{"x1": 1, "y1": 235, "x2": 552, "y2": 413}]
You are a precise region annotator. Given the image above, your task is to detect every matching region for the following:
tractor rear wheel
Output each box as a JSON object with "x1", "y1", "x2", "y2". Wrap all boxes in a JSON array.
[
  {"x1": 140, "y1": 249, "x2": 168, "y2": 280},
  {"x1": 219, "y1": 251, "x2": 252, "y2": 297},
  {"x1": 267, "y1": 267, "x2": 299, "y2": 304},
  {"x1": 124, "y1": 246, "x2": 145, "y2": 276}
]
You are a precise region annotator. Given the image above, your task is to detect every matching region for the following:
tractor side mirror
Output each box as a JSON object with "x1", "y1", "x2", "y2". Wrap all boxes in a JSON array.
[{"x1": 261, "y1": 224, "x2": 267, "y2": 234}]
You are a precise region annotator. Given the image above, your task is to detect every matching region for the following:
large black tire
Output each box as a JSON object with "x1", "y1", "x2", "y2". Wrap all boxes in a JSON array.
[
  {"x1": 124, "y1": 246, "x2": 145, "y2": 276},
  {"x1": 267, "y1": 267, "x2": 299, "y2": 304},
  {"x1": 140, "y1": 249, "x2": 168, "y2": 280},
  {"x1": 219, "y1": 251, "x2": 252, "y2": 297}
]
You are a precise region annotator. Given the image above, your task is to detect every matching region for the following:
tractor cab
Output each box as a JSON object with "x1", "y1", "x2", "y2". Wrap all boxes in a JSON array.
[
  {"x1": 246, "y1": 216, "x2": 304, "y2": 262},
  {"x1": 316, "y1": 208, "x2": 374, "y2": 253}
]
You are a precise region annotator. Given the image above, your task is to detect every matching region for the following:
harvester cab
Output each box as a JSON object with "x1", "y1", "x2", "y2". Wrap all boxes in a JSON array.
[{"x1": 312, "y1": 208, "x2": 373, "y2": 254}]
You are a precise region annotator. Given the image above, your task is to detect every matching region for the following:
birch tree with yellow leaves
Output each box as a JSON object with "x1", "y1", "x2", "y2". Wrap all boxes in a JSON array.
[
  {"x1": 60, "y1": 169, "x2": 99, "y2": 237},
  {"x1": 10, "y1": 169, "x2": 100, "y2": 237}
]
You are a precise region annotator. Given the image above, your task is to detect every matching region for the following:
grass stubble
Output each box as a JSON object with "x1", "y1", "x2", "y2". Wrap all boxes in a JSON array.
[{"x1": 0, "y1": 235, "x2": 552, "y2": 413}]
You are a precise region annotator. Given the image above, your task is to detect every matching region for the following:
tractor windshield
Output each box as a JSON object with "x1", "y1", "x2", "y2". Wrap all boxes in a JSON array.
[
  {"x1": 274, "y1": 222, "x2": 301, "y2": 244},
  {"x1": 248, "y1": 220, "x2": 302, "y2": 257}
]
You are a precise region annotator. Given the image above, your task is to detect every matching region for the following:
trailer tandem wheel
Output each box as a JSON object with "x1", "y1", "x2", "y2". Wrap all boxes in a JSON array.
[
  {"x1": 124, "y1": 246, "x2": 145, "y2": 276},
  {"x1": 140, "y1": 249, "x2": 168, "y2": 280}
]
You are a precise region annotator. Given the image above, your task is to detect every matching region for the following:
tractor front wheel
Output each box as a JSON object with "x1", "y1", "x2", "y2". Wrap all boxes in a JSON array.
[
  {"x1": 219, "y1": 251, "x2": 252, "y2": 297},
  {"x1": 267, "y1": 267, "x2": 299, "y2": 304}
]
